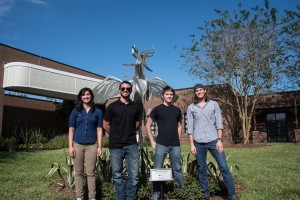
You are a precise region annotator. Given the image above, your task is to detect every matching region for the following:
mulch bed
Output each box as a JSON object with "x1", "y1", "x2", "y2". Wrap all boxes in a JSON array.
[
  {"x1": 49, "y1": 143, "x2": 257, "y2": 199},
  {"x1": 49, "y1": 181, "x2": 75, "y2": 200},
  {"x1": 49, "y1": 180, "x2": 245, "y2": 200}
]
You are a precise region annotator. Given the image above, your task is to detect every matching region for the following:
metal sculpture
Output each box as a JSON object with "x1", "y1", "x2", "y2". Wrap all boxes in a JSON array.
[
  {"x1": 92, "y1": 45, "x2": 177, "y2": 177},
  {"x1": 123, "y1": 45, "x2": 154, "y2": 79},
  {"x1": 92, "y1": 45, "x2": 176, "y2": 111}
]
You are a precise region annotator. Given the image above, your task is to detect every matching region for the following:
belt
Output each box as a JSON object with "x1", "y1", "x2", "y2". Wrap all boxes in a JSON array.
[{"x1": 75, "y1": 142, "x2": 96, "y2": 145}]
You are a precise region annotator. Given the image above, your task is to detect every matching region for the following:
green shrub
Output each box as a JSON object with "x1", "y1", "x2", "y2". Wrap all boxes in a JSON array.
[
  {"x1": 102, "y1": 136, "x2": 109, "y2": 148},
  {"x1": 48, "y1": 135, "x2": 68, "y2": 149},
  {"x1": 182, "y1": 152, "x2": 198, "y2": 176},
  {"x1": 16, "y1": 128, "x2": 48, "y2": 151},
  {"x1": 141, "y1": 145, "x2": 154, "y2": 175},
  {"x1": 137, "y1": 179, "x2": 152, "y2": 199},
  {"x1": 0, "y1": 137, "x2": 16, "y2": 152},
  {"x1": 165, "y1": 175, "x2": 206, "y2": 200},
  {"x1": 46, "y1": 150, "x2": 74, "y2": 189},
  {"x1": 206, "y1": 155, "x2": 239, "y2": 195},
  {"x1": 143, "y1": 135, "x2": 151, "y2": 147},
  {"x1": 96, "y1": 148, "x2": 112, "y2": 182},
  {"x1": 4, "y1": 125, "x2": 63, "y2": 143},
  {"x1": 18, "y1": 143, "x2": 51, "y2": 151},
  {"x1": 98, "y1": 181, "x2": 116, "y2": 200},
  {"x1": 47, "y1": 147, "x2": 238, "y2": 198},
  {"x1": 20, "y1": 127, "x2": 48, "y2": 144}
]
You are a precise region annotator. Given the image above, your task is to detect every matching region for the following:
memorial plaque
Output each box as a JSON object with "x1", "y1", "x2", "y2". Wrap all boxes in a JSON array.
[{"x1": 149, "y1": 168, "x2": 173, "y2": 181}]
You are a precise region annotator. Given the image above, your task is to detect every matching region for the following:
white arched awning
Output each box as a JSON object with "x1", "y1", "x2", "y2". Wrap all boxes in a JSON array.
[{"x1": 3, "y1": 62, "x2": 103, "y2": 100}]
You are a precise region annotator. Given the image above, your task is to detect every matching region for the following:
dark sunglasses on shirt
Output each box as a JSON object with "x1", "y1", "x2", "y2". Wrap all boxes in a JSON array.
[{"x1": 120, "y1": 87, "x2": 131, "y2": 92}]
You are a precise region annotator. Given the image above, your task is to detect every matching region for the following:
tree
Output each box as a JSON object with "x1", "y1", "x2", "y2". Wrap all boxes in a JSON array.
[
  {"x1": 181, "y1": 1, "x2": 294, "y2": 143},
  {"x1": 282, "y1": 6, "x2": 300, "y2": 86},
  {"x1": 54, "y1": 100, "x2": 75, "y2": 131}
]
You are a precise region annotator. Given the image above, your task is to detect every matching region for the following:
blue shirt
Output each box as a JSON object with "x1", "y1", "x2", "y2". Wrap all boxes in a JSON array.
[
  {"x1": 69, "y1": 107, "x2": 103, "y2": 144},
  {"x1": 186, "y1": 100, "x2": 223, "y2": 143}
]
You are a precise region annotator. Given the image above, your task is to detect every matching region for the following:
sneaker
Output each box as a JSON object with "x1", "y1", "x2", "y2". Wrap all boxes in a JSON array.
[{"x1": 152, "y1": 195, "x2": 160, "y2": 200}]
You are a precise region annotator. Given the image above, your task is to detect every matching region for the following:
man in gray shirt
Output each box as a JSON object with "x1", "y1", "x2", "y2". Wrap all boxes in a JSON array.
[{"x1": 186, "y1": 84, "x2": 236, "y2": 200}]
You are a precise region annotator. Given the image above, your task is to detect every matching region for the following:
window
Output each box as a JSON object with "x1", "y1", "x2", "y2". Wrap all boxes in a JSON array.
[
  {"x1": 150, "y1": 121, "x2": 158, "y2": 135},
  {"x1": 266, "y1": 113, "x2": 288, "y2": 142},
  {"x1": 183, "y1": 113, "x2": 188, "y2": 134}
]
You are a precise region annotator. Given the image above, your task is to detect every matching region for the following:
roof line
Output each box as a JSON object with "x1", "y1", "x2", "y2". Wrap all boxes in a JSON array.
[{"x1": 0, "y1": 43, "x2": 106, "y2": 79}]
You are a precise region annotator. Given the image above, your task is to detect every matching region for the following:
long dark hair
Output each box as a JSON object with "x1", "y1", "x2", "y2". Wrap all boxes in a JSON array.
[
  {"x1": 193, "y1": 85, "x2": 209, "y2": 103},
  {"x1": 193, "y1": 93, "x2": 209, "y2": 103},
  {"x1": 76, "y1": 87, "x2": 96, "y2": 112}
]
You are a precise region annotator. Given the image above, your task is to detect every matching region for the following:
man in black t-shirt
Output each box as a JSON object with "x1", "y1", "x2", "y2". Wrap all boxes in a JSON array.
[
  {"x1": 103, "y1": 81, "x2": 141, "y2": 200},
  {"x1": 146, "y1": 86, "x2": 184, "y2": 200}
]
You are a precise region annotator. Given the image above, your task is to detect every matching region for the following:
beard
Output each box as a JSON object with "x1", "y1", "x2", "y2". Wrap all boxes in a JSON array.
[{"x1": 120, "y1": 92, "x2": 131, "y2": 99}]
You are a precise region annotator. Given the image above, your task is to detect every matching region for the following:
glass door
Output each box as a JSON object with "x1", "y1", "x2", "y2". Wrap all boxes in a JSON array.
[{"x1": 266, "y1": 113, "x2": 288, "y2": 142}]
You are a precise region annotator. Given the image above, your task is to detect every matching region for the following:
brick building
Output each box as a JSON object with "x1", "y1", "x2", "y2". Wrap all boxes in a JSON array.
[
  {"x1": 1, "y1": 43, "x2": 299, "y2": 143},
  {"x1": 0, "y1": 43, "x2": 105, "y2": 137},
  {"x1": 254, "y1": 91, "x2": 300, "y2": 143},
  {"x1": 142, "y1": 83, "x2": 300, "y2": 144}
]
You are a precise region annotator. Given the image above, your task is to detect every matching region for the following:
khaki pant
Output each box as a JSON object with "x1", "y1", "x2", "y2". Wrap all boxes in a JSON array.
[{"x1": 73, "y1": 142, "x2": 97, "y2": 199}]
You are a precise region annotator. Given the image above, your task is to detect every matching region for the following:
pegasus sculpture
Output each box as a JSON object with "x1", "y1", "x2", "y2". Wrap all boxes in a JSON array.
[
  {"x1": 92, "y1": 45, "x2": 177, "y2": 176},
  {"x1": 92, "y1": 45, "x2": 177, "y2": 112}
]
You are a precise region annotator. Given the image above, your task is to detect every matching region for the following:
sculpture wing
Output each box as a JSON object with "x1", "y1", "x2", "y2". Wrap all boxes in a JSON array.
[
  {"x1": 147, "y1": 77, "x2": 179, "y2": 102},
  {"x1": 92, "y1": 76, "x2": 122, "y2": 104},
  {"x1": 131, "y1": 78, "x2": 148, "y2": 100},
  {"x1": 141, "y1": 50, "x2": 155, "y2": 57}
]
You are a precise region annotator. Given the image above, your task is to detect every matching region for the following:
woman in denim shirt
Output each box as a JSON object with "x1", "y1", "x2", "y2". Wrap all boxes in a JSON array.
[{"x1": 68, "y1": 87, "x2": 103, "y2": 200}]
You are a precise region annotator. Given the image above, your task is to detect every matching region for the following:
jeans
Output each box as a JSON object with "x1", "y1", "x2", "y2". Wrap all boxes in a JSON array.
[
  {"x1": 152, "y1": 143, "x2": 184, "y2": 197},
  {"x1": 109, "y1": 144, "x2": 139, "y2": 200},
  {"x1": 73, "y1": 142, "x2": 97, "y2": 199},
  {"x1": 194, "y1": 139, "x2": 236, "y2": 198}
]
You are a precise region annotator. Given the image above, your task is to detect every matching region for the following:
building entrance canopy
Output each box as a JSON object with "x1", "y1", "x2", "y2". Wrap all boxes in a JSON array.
[{"x1": 3, "y1": 62, "x2": 103, "y2": 100}]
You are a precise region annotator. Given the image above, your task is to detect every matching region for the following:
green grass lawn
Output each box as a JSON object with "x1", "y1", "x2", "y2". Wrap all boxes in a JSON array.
[
  {"x1": 223, "y1": 143, "x2": 300, "y2": 200},
  {"x1": 0, "y1": 149, "x2": 69, "y2": 200},
  {"x1": 0, "y1": 143, "x2": 299, "y2": 200}
]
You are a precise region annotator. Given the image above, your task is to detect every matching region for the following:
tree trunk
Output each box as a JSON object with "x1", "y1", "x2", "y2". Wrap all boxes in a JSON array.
[{"x1": 242, "y1": 114, "x2": 251, "y2": 144}]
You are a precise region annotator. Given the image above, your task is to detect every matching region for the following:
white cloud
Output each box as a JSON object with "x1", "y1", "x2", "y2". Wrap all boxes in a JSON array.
[
  {"x1": 26, "y1": 0, "x2": 47, "y2": 5},
  {"x1": 0, "y1": 0, "x2": 15, "y2": 17}
]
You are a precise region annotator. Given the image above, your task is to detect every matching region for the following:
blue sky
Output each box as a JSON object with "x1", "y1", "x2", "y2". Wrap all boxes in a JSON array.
[{"x1": 0, "y1": 0, "x2": 299, "y2": 89}]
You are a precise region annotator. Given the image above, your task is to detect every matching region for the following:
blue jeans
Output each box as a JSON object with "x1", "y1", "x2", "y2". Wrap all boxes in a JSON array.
[
  {"x1": 194, "y1": 139, "x2": 235, "y2": 198},
  {"x1": 109, "y1": 144, "x2": 139, "y2": 200},
  {"x1": 152, "y1": 143, "x2": 184, "y2": 197}
]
